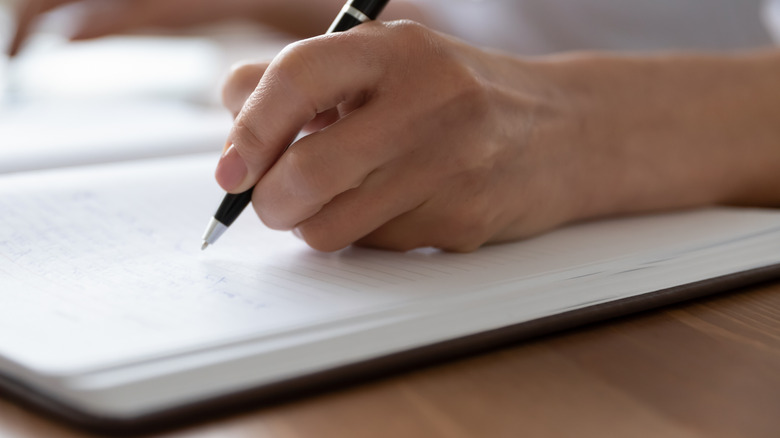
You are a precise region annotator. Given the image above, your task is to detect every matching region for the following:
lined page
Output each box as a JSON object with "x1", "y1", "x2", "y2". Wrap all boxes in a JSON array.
[{"x1": 1, "y1": 153, "x2": 779, "y2": 375}]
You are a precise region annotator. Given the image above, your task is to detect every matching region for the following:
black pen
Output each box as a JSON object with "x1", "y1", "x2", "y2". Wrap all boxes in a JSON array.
[{"x1": 201, "y1": 0, "x2": 391, "y2": 250}]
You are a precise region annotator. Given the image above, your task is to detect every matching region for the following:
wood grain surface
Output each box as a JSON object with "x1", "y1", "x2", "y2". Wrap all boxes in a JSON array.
[{"x1": 1, "y1": 281, "x2": 778, "y2": 438}]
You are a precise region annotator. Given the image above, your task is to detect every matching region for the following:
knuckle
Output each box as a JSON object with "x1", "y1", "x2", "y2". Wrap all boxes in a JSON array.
[
  {"x1": 384, "y1": 20, "x2": 444, "y2": 62},
  {"x1": 270, "y1": 40, "x2": 320, "y2": 96},
  {"x1": 230, "y1": 117, "x2": 270, "y2": 164},
  {"x1": 282, "y1": 147, "x2": 330, "y2": 207},
  {"x1": 273, "y1": 41, "x2": 307, "y2": 77},
  {"x1": 266, "y1": 39, "x2": 341, "y2": 116},
  {"x1": 385, "y1": 19, "x2": 430, "y2": 44}
]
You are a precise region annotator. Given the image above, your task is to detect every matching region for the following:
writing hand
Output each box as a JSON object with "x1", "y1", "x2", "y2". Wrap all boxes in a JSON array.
[
  {"x1": 217, "y1": 21, "x2": 579, "y2": 252},
  {"x1": 218, "y1": 21, "x2": 780, "y2": 252}
]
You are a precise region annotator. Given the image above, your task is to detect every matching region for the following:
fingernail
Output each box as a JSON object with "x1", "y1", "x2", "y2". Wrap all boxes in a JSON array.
[
  {"x1": 215, "y1": 144, "x2": 248, "y2": 191},
  {"x1": 292, "y1": 227, "x2": 303, "y2": 240}
]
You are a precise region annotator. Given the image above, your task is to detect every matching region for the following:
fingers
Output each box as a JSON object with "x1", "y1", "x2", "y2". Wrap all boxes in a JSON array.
[
  {"x1": 215, "y1": 27, "x2": 388, "y2": 193},
  {"x1": 251, "y1": 100, "x2": 402, "y2": 231},
  {"x1": 8, "y1": 0, "x2": 73, "y2": 56},
  {"x1": 293, "y1": 179, "x2": 494, "y2": 253},
  {"x1": 352, "y1": 174, "x2": 498, "y2": 253},
  {"x1": 222, "y1": 62, "x2": 344, "y2": 137},
  {"x1": 217, "y1": 21, "x2": 530, "y2": 252},
  {"x1": 289, "y1": 167, "x2": 426, "y2": 252},
  {"x1": 355, "y1": 207, "x2": 488, "y2": 253}
]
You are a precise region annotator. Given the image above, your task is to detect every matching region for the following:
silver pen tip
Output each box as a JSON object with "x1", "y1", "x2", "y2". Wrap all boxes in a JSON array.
[{"x1": 201, "y1": 217, "x2": 228, "y2": 249}]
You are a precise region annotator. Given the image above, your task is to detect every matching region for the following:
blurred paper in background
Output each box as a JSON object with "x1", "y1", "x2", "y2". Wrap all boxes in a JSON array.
[{"x1": 0, "y1": 2, "x2": 291, "y2": 174}]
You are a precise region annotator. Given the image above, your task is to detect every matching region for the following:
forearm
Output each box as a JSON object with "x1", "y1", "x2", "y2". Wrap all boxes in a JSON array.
[{"x1": 531, "y1": 50, "x2": 780, "y2": 222}]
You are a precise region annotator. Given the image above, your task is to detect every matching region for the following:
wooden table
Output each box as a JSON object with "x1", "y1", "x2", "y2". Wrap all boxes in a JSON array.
[{"x1": 2, "y1": 281, "x2": 778, "y2": 438}]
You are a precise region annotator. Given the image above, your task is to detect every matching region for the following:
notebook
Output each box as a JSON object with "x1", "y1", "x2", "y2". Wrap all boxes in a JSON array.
[{"x1": 1, "y1": 150, "x2": 780, "y2": 433}]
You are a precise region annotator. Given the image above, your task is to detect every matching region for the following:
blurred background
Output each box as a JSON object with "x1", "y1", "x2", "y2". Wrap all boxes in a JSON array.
[
  {"x1": 0, "y1": 0, "x2": 292, "y2": 174},
  {"x1": 2, "y1": 0, "x2": 779, "y2": 176}
]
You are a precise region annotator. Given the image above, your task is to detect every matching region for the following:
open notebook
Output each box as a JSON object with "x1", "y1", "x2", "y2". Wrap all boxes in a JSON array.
[{"x1": 1, "y1": 152, "x2": 780, "y2": 432}]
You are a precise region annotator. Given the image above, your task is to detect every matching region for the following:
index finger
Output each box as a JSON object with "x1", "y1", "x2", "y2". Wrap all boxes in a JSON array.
[{"x1": 215, "y1": 23, "x2": 390, "y2": 194}]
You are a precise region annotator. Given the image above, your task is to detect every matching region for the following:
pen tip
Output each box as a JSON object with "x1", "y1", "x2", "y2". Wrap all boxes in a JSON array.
[{"x1": 201, "y1": 242, "x2": 209, "y2": 251}]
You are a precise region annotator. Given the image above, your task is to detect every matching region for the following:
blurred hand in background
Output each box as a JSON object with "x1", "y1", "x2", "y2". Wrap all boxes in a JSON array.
[{"x1": 7, "y1": 0, "x2": 426, "y2": 56}]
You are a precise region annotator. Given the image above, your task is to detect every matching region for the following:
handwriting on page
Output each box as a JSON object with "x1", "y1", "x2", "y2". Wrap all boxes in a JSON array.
[
  {"x1": 4, "y1": 156, "x2": 770, "y2": 372},
  {"x1": 0, "y1": 157, "x2": 554, "y2": 371}
]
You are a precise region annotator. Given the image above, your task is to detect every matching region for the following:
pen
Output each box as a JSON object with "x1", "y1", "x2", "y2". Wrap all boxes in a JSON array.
[{"x1": 201, "y1": 0, "x2": 391, "y2": 250}]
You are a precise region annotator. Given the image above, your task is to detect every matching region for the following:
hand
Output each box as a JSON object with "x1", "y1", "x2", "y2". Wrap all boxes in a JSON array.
[
  {"x1": 217, "y1": 21, "x2": 581, "y2": 252},
  {"x1": 218, "y1": 21, "x2": 780, "y2": 252}
]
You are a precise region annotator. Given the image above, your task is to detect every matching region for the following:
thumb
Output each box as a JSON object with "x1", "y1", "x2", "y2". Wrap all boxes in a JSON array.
[{"x1": 215, "y1": 28, "x2": 387, "y2": 193}]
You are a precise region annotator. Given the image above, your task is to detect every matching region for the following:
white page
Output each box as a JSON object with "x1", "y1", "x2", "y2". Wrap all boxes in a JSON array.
[
  {"x1": 0, "y1": 154, "x2": 423, "y2": 373},
  {"x1": 1, "y1": 153, "x2": 779, "y2": 378}
]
